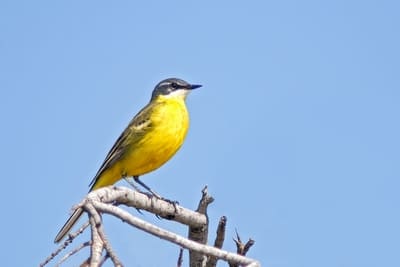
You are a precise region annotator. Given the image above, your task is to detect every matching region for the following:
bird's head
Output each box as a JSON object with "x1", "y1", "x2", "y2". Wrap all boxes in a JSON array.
[{"x1": 151, "y1": 78, "x2": 202, "y2": 101}]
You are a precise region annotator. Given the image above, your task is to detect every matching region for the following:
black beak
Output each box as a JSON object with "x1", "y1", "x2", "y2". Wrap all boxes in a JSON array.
[{"x1": 189, "y1": 84, "x2": 202, "y2": 90}]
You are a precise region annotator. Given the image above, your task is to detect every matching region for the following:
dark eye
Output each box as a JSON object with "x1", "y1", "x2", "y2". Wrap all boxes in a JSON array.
[{"x1": 171, "y1": 82, "x2": 179, "y2": 89}]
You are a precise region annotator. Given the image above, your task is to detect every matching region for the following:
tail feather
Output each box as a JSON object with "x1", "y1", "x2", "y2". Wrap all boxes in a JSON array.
[{"x1": 54, "y1": 208, "x2": 84, "y2": 243}]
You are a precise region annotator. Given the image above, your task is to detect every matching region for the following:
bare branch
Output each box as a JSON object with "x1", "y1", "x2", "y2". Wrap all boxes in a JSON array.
[
  {"x1": 206, "y1": 216, "x2": 227, "y2": 267},
  {"x1": 54, "y1": 241, "x2": 91, "y2": 267},
  {"x1": 177, "y1": 248, "x2": 184, "y2": 267},
  {"x1": 88, "y1": 213, "x2": 103, "y2": 266},
  {"x1": 40, "y1": 222, "x2": 90, "y2": 267},
  {"x1": 195, "y1": 186, "x2": 215, "y2": 214},
  {"x1": 214, "y1": 216, "x2": 227, "y2": 249},
  {"x1": 65, "y1": 221, "x2": 91, "y2": 244},
  {"x1": 233, "y1": 230, "x2": 255, "y2": 256},
  {"x1": 230, "y1": 231, "x2": 256, "y2": 267},
  {"x1": 81, "y1": 198, "x2": 124, "y2": 267},
  {"x1": 95, "y1": 217, "x2": 123, "y2": 267},
  {"x1": 44, "y1": 186, "x2": 260, "y2": 267},
  {"x1": 189, "y1": 186, "x2": 214, "y2": 267},
  {"x1": 86, "y1": 186, "x2": 208, "y2": 228},
  {"x1": 92, "y1": 198, "x2": 259, "y2": 266}
]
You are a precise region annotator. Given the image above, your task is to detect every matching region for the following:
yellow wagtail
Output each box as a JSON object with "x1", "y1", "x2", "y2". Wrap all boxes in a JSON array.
[{"x1": 54, "y1": 78, "x2": 201, "y2": 243}]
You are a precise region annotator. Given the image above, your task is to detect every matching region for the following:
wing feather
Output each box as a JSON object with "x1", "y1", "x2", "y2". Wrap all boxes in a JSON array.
[{"x1": 88, "y1": 101, "x2": 158, "y2": 190}]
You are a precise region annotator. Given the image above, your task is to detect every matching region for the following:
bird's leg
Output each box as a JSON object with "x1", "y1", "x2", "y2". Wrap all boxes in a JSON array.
[
  {"x1": 133, "y1": 176, "x2": 163, "y2": 199},
  {"x1": 133, "y1": 176, "x2": 179, "y2": 212},
  {"x1": 124, "y1": 177, "x2": 142, "y2": 192},
  {"x1": 123, "y1": 177, "x2": 145, "y2": 214}
]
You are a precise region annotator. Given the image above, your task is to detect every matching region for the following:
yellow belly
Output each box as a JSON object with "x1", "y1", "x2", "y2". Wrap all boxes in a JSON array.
[{"x1": 91, "y1": 98, "x2": 189, "y2": 190}]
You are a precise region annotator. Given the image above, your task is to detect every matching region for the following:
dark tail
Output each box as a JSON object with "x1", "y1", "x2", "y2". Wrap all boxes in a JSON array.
[{"x1": 54, "y1": 208, "x2": 84, "y2": 243}]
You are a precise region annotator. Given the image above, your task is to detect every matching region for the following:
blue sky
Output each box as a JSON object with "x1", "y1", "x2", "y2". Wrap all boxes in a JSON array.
[{"x1": 1, "y1": 1, "x2": 399, "y2": 266}]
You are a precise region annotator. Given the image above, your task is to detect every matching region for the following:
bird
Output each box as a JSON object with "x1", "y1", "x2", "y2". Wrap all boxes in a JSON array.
[{"x1": 54, "y1": 78, "x2": 201, "y2": 243}]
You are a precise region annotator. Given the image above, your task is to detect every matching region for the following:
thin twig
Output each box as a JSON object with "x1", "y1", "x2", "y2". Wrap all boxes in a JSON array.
[
  {"x1": 96, "y1": 217, "x2": 123, "y2": 267},
  {"x1": 54, "y1": 241, "x2": 91, "y2": 267},
  {"x1": 177, "y1": 248, "x2": 184, "y2": 267},
  {"x1": 233, "y1": 230, "x2": 255, "y2": 256},
  {"x1": 40, "y1": 222, "x2": 90, "y2": 267},
  {"x1": 230, "y1": 230, "x2": 256, "y2": 267}
]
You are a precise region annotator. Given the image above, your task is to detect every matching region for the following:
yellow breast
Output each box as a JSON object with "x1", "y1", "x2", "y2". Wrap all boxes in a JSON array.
[
  {"x1": 92, "y1": 96, "x2": 189, "y2": 189},
  {"x1": 125, "y1": 97, "x2": 190, "y2": 174}
]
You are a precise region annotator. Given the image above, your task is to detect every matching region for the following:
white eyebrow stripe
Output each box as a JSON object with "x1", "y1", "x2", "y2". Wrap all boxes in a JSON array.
[{"x1": 158, "y1": 81, "x2": 171, "y2": 87}]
